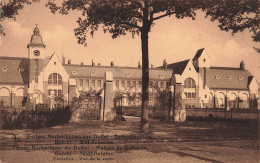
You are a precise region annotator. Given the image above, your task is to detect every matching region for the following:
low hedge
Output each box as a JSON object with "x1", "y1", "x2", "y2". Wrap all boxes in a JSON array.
[{"x1": 0, "y1": 106, "x2": 72, "y2": 130}]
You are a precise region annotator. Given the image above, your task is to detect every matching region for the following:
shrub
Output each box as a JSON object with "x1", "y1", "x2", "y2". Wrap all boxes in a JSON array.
[{"x1": 0, "y1": 106, "x2": 72, "y2": 130}]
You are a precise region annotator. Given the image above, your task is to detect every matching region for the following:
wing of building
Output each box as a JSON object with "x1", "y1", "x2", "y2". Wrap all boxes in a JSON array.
[{"x1": 0, "y1": 27, "x2": 259, "y2": 109}]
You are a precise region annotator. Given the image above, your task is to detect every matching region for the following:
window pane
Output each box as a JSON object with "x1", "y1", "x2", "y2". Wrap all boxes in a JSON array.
[
  {"x1": 35, "y1": 75, "x2": 38, "y2": 83},
  {"x1": 121, "y1": 81, "x2": 125, "y2": 88},
  {"x1": 48, "y1": 89, "x2": 52, "y2": 96},
  {"x1": 115, "y1": 80, "x2": 119, "y2": 89},
  {"x1": 58, "y1": 75, "x2": 62, "y2": 85},
  {"x1": 92, "y1": 80, "x2": 95, "y2": 89},
  {"x1": 58, "y1": 90, "x2": 62, "y2": 97},
  {"x1": 53, "y1": 74, "x2": 57, "y2": 84},
  {"x1": 48, "y1": 75, "x2": 52, "y2": 84},
  {"x1": 127, "y1": 81, "x2": 131, "y2": 88},
  {"x1": 79, "y1": 79, "x2": 83, "y2": 86},
  {"x1": 160, "y1": 82, "x2": 164, "y2": 89},
  {"x1": 54, "y1": 90, "x2": 57, "y2": 96},
  {"x1": 188, "y1": 92, "x2": 191, "y2": 98},
  {"x1": 86, "y1": 80, "x2": 89, "y2": 89},
  {"x1": 98, "y1": 80, "x2": 101, "y2": 87},
  {"x1": 191, "y1": 93, "x2": 195, "y2": 99}
]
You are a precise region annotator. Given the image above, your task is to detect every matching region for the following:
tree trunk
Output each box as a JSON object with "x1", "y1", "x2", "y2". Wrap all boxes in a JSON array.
[{"x1": 141, "y1": 29, "x2": 149, "y2": 133}]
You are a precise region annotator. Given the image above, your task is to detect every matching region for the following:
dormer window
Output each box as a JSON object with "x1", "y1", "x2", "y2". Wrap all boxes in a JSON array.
[
  {"x1": 159, "y1": 74, "x2": 164, "y2": 78},
  {"x1": 238, "y1": 76, "x2": 243, "y2": 80},
  {"x1": 126, "y1": 73, "x2": 131, "y2": 77},
  {"x1": 203, "y1": 59, "x2": 206, "y2": 62},
  {"x1": 227, "y1": 76, "x2": 232, "y2": 79},
  {"x1": 90, "y1": 72, "x2": 95, "y2": 76},
  {"x1": 1, "y1": 67, "x2": 7, "y2": 72},
  {"x1": 54, "y1": 62, "x2": 56, "y2": 65},
  {"x1": 72, "y1": 71, "x2": 77, "y2": 75},
  {"x1": 19, "y1": 68, "x2": 24, "y2": 72},
  {"x1": 215, "y1": 75, "x2": 220, "y2": 79}
]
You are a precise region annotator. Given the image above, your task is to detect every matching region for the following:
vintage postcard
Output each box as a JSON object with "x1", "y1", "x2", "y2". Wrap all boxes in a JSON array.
[{"x1": 0, "y1": 0, "x2": 259, "y2": 162}]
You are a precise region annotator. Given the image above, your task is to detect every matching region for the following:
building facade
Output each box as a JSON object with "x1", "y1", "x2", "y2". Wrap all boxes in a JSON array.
[{"x1": 0, "y1": 26, "x2": 259, "y2": 109}]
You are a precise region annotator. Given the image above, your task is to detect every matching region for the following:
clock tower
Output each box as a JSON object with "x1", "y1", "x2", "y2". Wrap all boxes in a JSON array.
[
  {"x1": 27, "y1": 25, "x2": 46, "y2": 104},
  {"x1": 27, "y1": 25, "x2": 46, "y2": 59}
]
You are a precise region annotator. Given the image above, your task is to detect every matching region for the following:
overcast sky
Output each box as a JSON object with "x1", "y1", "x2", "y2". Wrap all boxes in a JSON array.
[{"x1": 0, "y1": 0, "x2": 259, "y2": 81}]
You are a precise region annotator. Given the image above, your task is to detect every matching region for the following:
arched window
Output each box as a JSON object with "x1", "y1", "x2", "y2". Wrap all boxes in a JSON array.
[
  {"x1": 184, "y1": 78, "x2": 196, "y2": 100},
  {"x1": 184, "y1": 78, "x2": 195, "y2": 88},
  {"x1": 48, "y1": 73, "x2": 62, "y2": 85}
]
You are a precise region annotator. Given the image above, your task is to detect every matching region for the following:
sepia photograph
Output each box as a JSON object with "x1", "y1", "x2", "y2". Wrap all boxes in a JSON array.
[{"x1": 0, "y1": 0, "x2": 259, "y2": 162}]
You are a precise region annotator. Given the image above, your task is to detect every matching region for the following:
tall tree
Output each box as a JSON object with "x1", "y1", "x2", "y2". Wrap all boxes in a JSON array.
[
  {"x1": 46, "y1": 0, "x2": 259, "y2": 133},
  {"x1": 0, "y1": 0, "x2": 39, "y2": 35},
  {"x1": 203, "y1": 0, "x2": 259, "y2": 52}
]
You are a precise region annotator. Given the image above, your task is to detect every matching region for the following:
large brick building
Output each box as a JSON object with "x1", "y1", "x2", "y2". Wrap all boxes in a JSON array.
[{"x1": 0, "y1": 26, "x2": 259, "y2": 109}]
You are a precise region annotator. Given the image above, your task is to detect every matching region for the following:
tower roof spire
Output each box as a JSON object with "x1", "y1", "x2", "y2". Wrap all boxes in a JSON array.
[{"x1": 27, "y1": 25, "x2": 46, "y2": 48}]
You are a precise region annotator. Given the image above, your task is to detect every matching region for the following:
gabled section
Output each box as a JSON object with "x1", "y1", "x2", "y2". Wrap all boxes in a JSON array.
[
  {"x1": 248, "y1": 76, "x2": 258, "y2": 93},
  {"x1": 193, "y1": 48, "x2": 211, "y2": 69},
  {"x1": 43, "y1": 53, "x2": 69, "y2": 82},
  {"x1": 182, "y1": 60, "x2": 198, "y2": 76}
]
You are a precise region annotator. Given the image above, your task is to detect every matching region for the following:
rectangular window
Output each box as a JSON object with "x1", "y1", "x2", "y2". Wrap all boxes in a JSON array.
[
  {"x1": 160, "y1": 82, "x2": 164, "y2": 89},
  {"x1": 98, "y1": 80, "x2": 101, "y2": 88},
  {"x1": 121, "y1": 81, "x2": 125, "y2": 89},
  {"x1": 155, "y1": 82, "x2": 158, "y2": 87},
  {"x1": 138, "y1": 81, "x2": 141, "y2": 88},
  {"x1": 166, "y1": 82, "x2": 169, "y2": 87},
  {"x1": 132, "y1": 81, "x2": 136, "y2": 91},
  {"x1": 54, "y1": 90, "x2": 57, "y2": 96},
  {"x1": 85, "y1": 79, "x2": 89, "y2": 90},
  {"x1": 92, "y1": 80, "x2": 95, "y2": 89},
  {"x1": 192, "y1": 93, "x2": 195, "y2": 99},
  {"x1": 115, "y1": 80, "x2": 119, "y2": 89},
  {"x1": 85, "y1": 102, "x2": 89, "y2": 108},
  {"x1": 35, "y1": 76, "x2": 38, "y2": 83},
  {"x1": 58, "y1": 90, "x2": 62, "y2": 97},
  {"x1": 188, "y1": 92, "x2": 191, "y2": 99},
  {"x1": 79, "y1": 79, "x2": 83, "y2": 86},
  {"x1": 127, "y1": 81, "x2": 131, "y2": 88},
  {"x1": 48, "y1": 89, "x2": 52, "y2": 96}
]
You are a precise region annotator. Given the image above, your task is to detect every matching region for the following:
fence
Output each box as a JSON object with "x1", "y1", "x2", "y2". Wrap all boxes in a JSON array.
[
  {"x1": 186, "y1": 108, "x2": 259, "y2": 120},
  {"x1": 71, "y1": 96, "x2": 101, "y2": 121},
  {"x1": 122, "y1": 106, "x2": 168, "y2": 119}
]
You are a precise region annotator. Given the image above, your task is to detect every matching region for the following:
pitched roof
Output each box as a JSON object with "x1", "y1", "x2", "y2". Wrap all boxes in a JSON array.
[
  {"x1": 205, "y1": 67, "x2": 252, "y2": 90},
  {"x1": 64, "y1": 64, "x2": 172, "y2": 81},
  {"x1": 193, "y1": 48, "x2": 204, "y2": 60},
  {"x1": 0, "y1": 56, "x2": 29, "y2": 84},
  {"x1": 162, "y1": 59, "x2": 189, "y2": 75}
]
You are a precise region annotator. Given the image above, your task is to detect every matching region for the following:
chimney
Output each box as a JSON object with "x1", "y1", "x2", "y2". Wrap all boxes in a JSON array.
[
  {"x1": 68, "y1": 60, "x2": 71, "y2": 64},
  {"x1": 151, "y1": 64, "x2": 154, "y2": 68},
  {"x1": 138, "y1": 61, "x2": 141, "y2": 68},
  {"x1": 111, "y1": 61, "x2": 114, "y2": 66},
  {"x1": 62, "y1": 55, "x2": 65, "y2": 64},
  {"x1": 163, "y1": 59, "x2": 167, "y2": 69},
  {"x1": 92, "y1": 59, "x2": 95, "y2": 66},
  {"x1": 240, "y1": 60, "x2": 245, "y2": 70}
]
